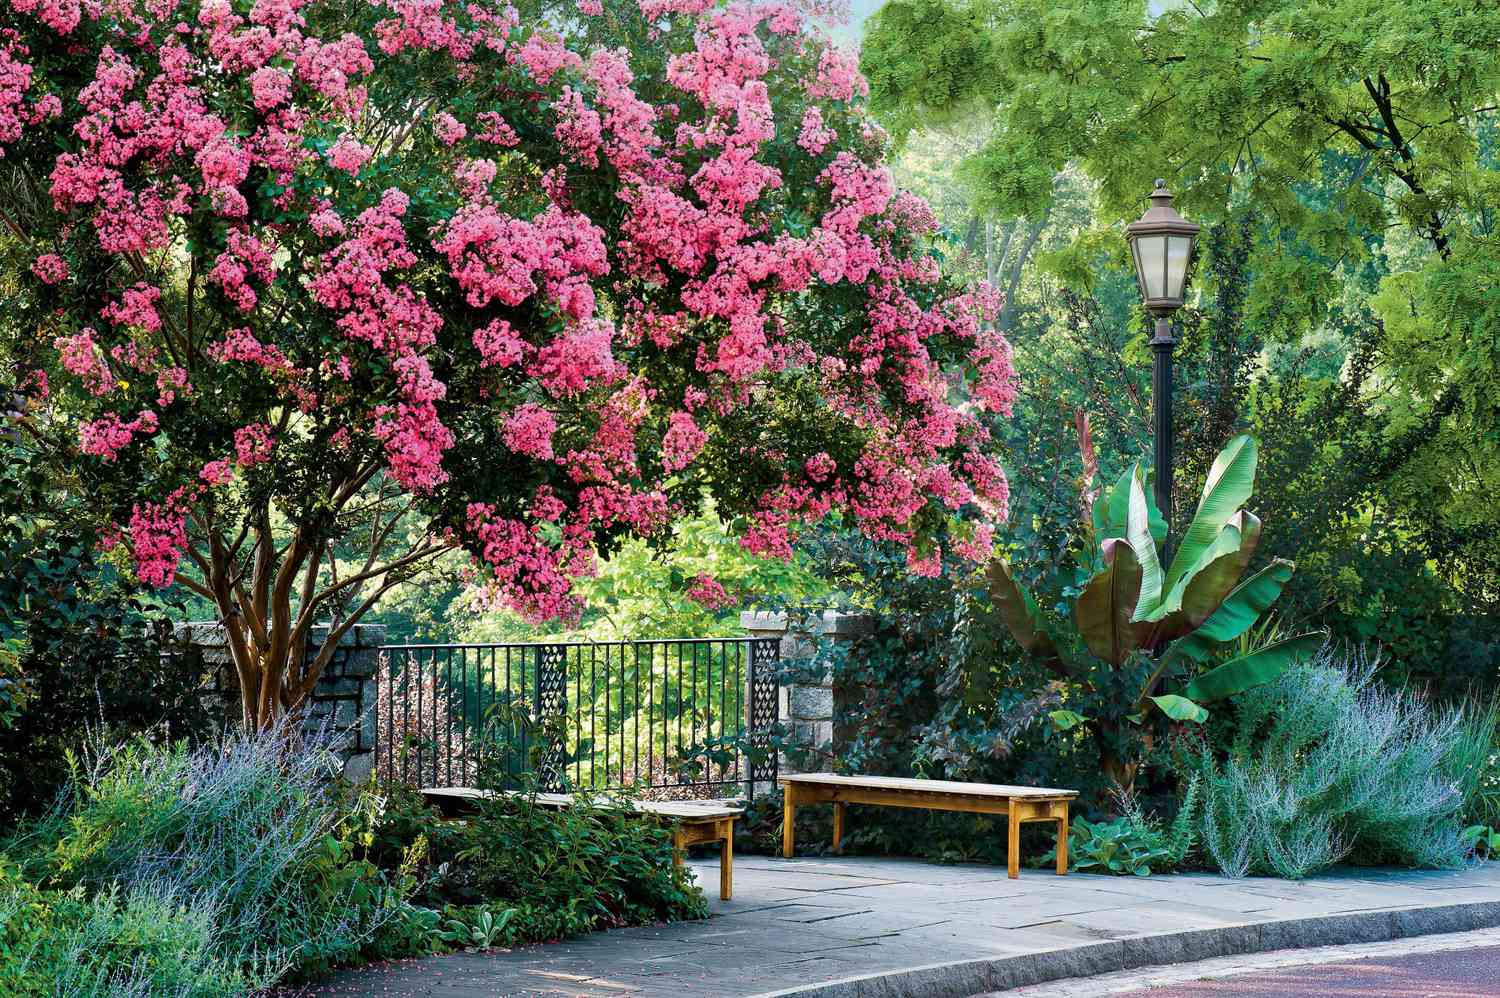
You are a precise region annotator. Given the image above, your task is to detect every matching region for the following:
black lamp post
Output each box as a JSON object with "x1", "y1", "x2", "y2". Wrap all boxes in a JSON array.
[{"x1": 1125, "y1": 180, "x2": 1199, "y2": 543}]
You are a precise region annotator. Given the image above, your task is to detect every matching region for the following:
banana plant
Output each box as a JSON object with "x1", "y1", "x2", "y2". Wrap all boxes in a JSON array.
[{"x1": 989, "y1": 434, "x2": 1323, "y2": 726}]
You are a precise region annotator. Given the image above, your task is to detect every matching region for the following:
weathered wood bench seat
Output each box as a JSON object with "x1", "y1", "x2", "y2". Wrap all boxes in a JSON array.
[
  {"x1": 778, "y1": 773, "x2": 1077, "y2": 879},
  {"x1": 421, "y1": 787, "x2": 742, "y2": 899}
]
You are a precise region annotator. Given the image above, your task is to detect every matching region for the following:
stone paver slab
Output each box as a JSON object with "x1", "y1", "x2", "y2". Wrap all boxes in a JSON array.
[{"x1": 299, "y1": 856, "x2": 1500, "y2": 998}]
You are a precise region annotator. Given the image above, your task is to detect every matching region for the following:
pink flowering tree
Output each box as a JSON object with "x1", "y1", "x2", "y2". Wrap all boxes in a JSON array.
[{"x1": 0, "y1": 0, "x2": 1017, "y2": 728}]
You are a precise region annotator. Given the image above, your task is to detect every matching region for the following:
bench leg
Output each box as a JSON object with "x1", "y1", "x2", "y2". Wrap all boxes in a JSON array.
[
  {"x1": 832, "y1": 801, "x2": 845, "y2": 854},
  {"x1": 1007, "y1": 803, "x2": 1021, "y2": 879},
  {"x1": 1055, "y1": 803, "x2": 1069, "y2": 876},
  {"x1": 719, "y1": 819, "x2": 733, "y2": 900},
  {"x1": 782, "y1": 785, "x2": 796, "y2": 859},
  {"x1": 673, "y1": 827, "x2": 685, "y2": 872}
]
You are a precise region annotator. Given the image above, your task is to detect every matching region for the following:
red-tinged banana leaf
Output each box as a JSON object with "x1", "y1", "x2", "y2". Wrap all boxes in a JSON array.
[
  {"x1": 1143, "y1": 511, "x2": 1263, "y2": 643},
  {"x1": 1075, "y1": 538, "x2": 1144, "y2": 666},
  {"x1": 986, "y1": 560, "x2": 1058, "y2": 660},
  {"x1": 1160, "y1": 434, "x2": 1257, "y2": 603}
]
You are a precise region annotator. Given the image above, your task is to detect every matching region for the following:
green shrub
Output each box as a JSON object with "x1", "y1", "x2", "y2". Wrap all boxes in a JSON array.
[
  {"x1": 368, "y1": 780, "x2": 707, "y2": 947},
  {"x1": 1041, "y1": 778, "x2": 1199, "y2": 876},
  {"x1": 1455, "y1": 703, "x2": 1500, "y2": 862},
  {"x1": 0, "y1": 859, "x2": 258, "y2": 997},
  {"x1": 1192, "y1": 648, "x2": 1488, "y2": 878},
  {"x1": 6, "y1": 722, "x2": 419, "y2": 985}
]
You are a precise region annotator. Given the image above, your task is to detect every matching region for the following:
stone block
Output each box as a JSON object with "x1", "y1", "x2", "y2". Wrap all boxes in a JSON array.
[
  {"x1": 360, "y1": 700, "x2": 378, "y2": 750},
  {"x1": 789, "y1": 684, "x2": 833, "y2": 720},
  {"x1": 742, "y1": 609, "x2": 875, "y2": 776}
]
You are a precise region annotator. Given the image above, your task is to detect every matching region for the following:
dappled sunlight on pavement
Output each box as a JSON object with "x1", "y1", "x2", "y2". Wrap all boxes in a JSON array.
[{"x1": 286, "y1": 856, "x2": 1500, "y2": 998}]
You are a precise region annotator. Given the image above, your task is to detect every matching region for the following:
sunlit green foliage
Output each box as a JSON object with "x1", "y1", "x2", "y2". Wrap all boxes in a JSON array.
[
  {"x1": 452, "y1": 505, "x2": 830, "y2": 643},
  {"x1": 864, "y1": 0, "x2": 1500, "y2": 633}
]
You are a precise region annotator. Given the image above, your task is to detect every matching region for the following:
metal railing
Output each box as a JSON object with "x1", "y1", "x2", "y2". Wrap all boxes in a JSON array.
[{"x1": 377, "y1": 637, "x2": 779, "y2": 798}]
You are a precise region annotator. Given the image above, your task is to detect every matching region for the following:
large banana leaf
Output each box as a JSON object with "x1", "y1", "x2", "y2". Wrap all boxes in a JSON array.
[
  {"x1": 1144, "y1": 511, "x2": 1263, "y2": 642},
  {"x1": 1170, "y1": 559, "x2": 1296, "y2": 661},
  {"x1": 1151, "y1": 694, "x2": 1208, "y2": 723},
  {"x1": 987, "y1": 560, "x2": 1056, "y2": 657},
  {"x1": 1159, "y1": 435, "x2": 1258, "y2": 608},
  {"x1": 1093, "y1": 463, "x2": 1167, "y2": 548},
  {"x1": 1124, "y1": 471, "x2": 1165, "y2": 624},
  {"x1": 1075, "y1": 539, "x2": 1144, "y2": 666},
  {"x1": 1181, "y1": 631, "x2": 1325, "y2": 702}
]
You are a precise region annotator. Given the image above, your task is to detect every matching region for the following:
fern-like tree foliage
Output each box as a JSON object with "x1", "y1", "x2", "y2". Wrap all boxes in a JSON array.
[{"x1": 861, "y1": 0, "x2": 1500, "y2": 598}]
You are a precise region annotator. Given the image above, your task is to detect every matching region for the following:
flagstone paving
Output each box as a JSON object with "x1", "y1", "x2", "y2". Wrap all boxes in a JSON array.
[{"x1": 301, "y1": 856, "x2": 1500, "y2": 998}]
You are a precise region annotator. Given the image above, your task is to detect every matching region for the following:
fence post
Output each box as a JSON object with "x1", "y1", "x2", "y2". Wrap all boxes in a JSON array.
[
  {"x1": 535, "y1": 643, "x2": 569, "y2": 791},
  {"x1": 740, "y1": 611, "x2": 875, "y2": 793},
  {"x1": 744, "y1": 637, "x2": 781, "y2": 800}
]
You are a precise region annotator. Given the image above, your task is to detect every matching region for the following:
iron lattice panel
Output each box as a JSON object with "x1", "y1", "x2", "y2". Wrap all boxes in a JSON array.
[
  {"x1": 748, "y1": 638, "x2": 780, "y2": 784},
  {"x1": 536, "y1": 644, "x2": 569, "y2": 791}
]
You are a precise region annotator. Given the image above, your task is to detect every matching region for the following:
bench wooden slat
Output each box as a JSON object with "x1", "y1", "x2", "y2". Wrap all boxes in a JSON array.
[
  {"x1": 421, "y1": 787, "x2": 741, "y2": 820},
  {"x1": 778, "y1": 773, "x2": 1077, "y2": 800},
  {"x1": 777, "y1": 772, "x2": 1075, "y2": 879}
]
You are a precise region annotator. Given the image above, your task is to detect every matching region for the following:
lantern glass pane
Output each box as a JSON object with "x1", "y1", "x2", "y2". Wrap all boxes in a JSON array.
[
  {"x1": 1166, "y1": 234, "x2": 1192, "y2": 300},
  {"x1": 1133, "y1": 235, "x2": 1167, "y2": 299}
]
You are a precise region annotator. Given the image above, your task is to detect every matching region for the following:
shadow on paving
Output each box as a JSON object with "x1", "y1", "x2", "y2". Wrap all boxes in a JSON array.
[{"x1": 289, "y1": 855, "x2": 1500, "y2": 998}]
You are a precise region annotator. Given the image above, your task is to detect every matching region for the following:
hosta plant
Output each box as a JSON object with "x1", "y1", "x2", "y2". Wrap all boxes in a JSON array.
[
  {"x1": 1041, "y1": 776, "x2": 1199, "y2": 877},
  {"x1": 990, "y1": 434, "x2": 1322, "y2": 788}
]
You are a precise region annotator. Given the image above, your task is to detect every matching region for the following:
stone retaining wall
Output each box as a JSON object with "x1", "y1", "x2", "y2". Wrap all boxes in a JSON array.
[
  {"x1": 740, "y1": 610, "x2": 874, "y2": 776},
  {"x1": 179, "y1": 621, "x2": 383, "y2": 782}
]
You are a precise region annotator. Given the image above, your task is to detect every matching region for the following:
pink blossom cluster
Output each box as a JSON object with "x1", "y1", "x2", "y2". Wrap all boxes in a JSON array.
[
  {"x1": 128, "y1": 489, "x2": 190, "y2": 588},
  {"x1": 0, "y1": 33, "x2": 34, "y2": 152},
  {"x1": 661, "y1": 410, "x2": 707, "y2": 472},
  {"x1": 797, "y1": 106, "x2": 836, "y2": 155},
  {"x1": 502, "y1": 403, "x2": 557, "y2": 460},
  {"x1": 435, "y1": 203, "x2": 609, "y2": 319},
  {"x1": 233, "y1": 422, "x2": 276, "y2": 466},
  {"x1": 208, "y1": 327, "x2": 294, "y2": 374},
  {"x1": 434, "y1": 110, "x2": 467, "y2": 145},
  {"x1": 529, "y1": 319, "x2": 625, "y2": 397},
  {"x1": 54, "y1": 328, "x2": 114, "y2": 396},
  {"x1": 101, "y1": 283, "x2": 163, "y2": 332},
  {"x1": 373, "y1": 353, "x2": 455, "y2": 491},
  {"x1": 80, "y1": 409, "x2": 158, "y2": 461},
  {"x1": 30, "y1": 252, "x2": 67, "y2": 284},
  {"x1": 5, "y1": 0, "x2": 1016, "y2": 610},
  {"x1": 10, "y1": 0, "x2": 82, "y2": 38},
  {"x1": 210, "y1": 231, "x2": 277, "y2": 312},
  {"x1": 155, "y1": 366, "x2": 190, "y2": 406},
  {"x1": 685, "y1": 573, "x2": 734, "y2": 609},
  {"x1": 473, "y1": 317, "x2": 526, "y2": 368},
  {"x1": 463, "y1": 502, "x2": 585, "y2": 623}
]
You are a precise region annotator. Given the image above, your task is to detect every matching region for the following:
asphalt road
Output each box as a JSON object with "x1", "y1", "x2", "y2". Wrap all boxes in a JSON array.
[{"x1": 1113, "y1": 943, "x2": 1500, "y2": 997}]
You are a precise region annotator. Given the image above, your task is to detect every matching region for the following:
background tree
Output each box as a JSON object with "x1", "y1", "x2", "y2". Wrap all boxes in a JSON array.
[
  {"x1": 0, "y1": 0, "x2": 1017, "y2": 728},
  {"x1": 863, "y1": 0, "x2": 1500, "y2": 686}
]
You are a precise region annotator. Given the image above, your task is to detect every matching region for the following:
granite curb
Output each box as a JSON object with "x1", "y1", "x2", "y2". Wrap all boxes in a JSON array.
[{"x1": 751, "y1": 899, "x2": 1500, "y2": 998}]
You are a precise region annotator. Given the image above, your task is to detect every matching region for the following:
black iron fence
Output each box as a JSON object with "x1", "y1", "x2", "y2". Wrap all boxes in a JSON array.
[{"x1": 377, "y1": 637, "x2": 780, "y2": 798}]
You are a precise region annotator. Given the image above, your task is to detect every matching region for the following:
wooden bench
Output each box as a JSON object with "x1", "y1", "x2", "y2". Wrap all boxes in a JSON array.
[
  {"x1": 421, "y1": 788, "x2": 741, "y2": 900},
  {"x1": 778, "y1": 773, "x2": 1077, "y2": 879}
]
